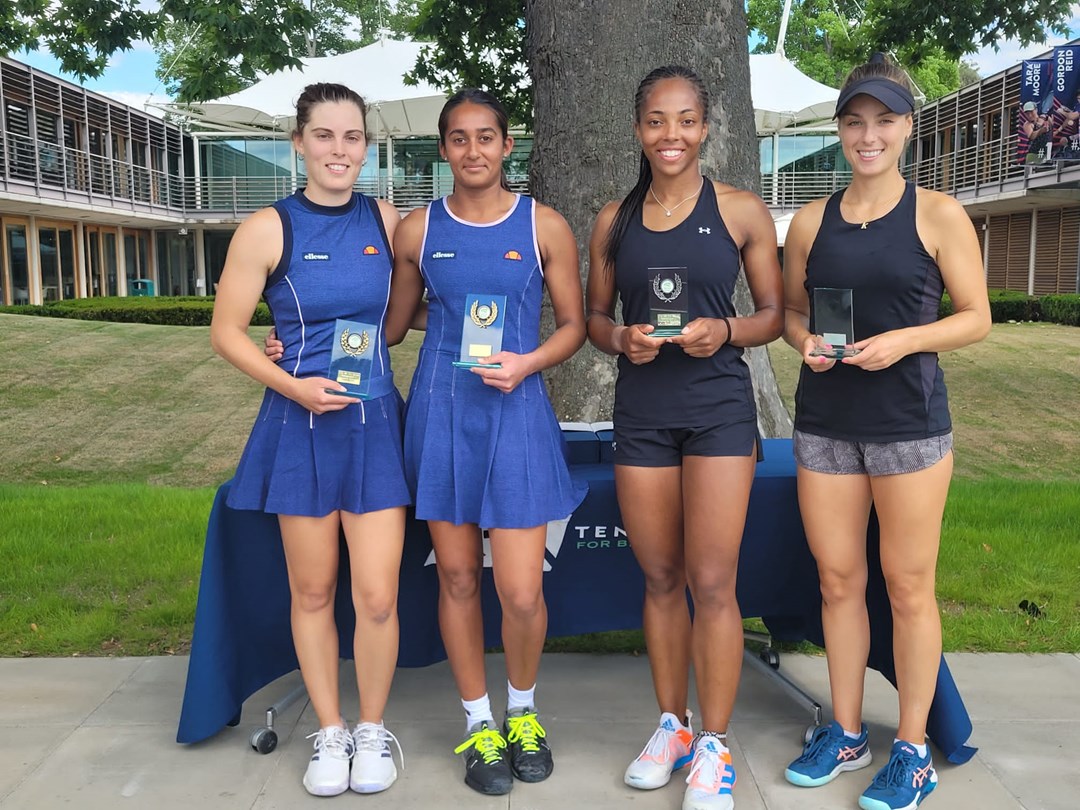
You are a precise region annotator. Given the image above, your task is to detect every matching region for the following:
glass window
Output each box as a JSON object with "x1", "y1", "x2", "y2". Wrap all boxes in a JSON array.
[
  {"x1": 87, "y1": 230, "x2": 101, "y2": 296},
  {"x1": 759, "y1": 137, "x2": 774, "y2": 174},
  {"x1": 5, "y1": 225, "x2": 30, "y2": 305},
  {"x1": 39, "y1": 228, "x2": 60, "y2": 301},
  {"x1": 59, "y1": 229, "x2": 75, "y2": 299},
  {"x1": 104, "y1": 232, "x2": 118, "y2": 296},
  {"x1": 204, "y1": 231, "x2": 233, "y2": 292}
]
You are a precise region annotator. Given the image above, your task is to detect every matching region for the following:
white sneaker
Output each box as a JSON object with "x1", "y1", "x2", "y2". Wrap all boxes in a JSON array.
[
  {"x1": 302, "y1": 724, "x2": 354, "y2": 796},
  {"x1": 350, "y1": 721, "x2": 404, "y2": 794},
  {"x1": 683, "y1": 734, "x2": 736, "y2": 810},
  {"x1": 624, "y1": 711, "x2": 695, "y2": 790}
]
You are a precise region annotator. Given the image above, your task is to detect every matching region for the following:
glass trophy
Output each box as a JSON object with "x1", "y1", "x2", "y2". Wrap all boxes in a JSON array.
[
  {"x1": 648, "y1": 266, "x2": 689, "y2": 337},
  {"x1": 327, "y1": 318, "x2": 378, "y2": 398},
  {"x1": 453, "y1": 293, "x2": 506, "y2": 368},
  {"x1": 809, "y1": 287, "x2": 860, "y2": 358}
]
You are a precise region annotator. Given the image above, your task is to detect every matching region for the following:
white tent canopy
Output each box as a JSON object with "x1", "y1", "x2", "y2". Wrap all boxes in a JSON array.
[
  {"x1": 749, "y1": 52, "x2": 839, "y2": 132},
  {"x1": 168, "y1": 42, "x2": 839, "y2": 139},
  {"x1": 163, "y1": 39, "x2": 445, "y2": 137}
]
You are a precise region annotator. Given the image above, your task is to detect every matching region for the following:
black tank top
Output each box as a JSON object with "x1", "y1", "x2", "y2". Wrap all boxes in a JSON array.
[
  {"x1": 794, "y1": 182, "x2": 951, "y2": 442},
  {"x1": 612, "y1": 179, "x2": 756, "y2": 429}
]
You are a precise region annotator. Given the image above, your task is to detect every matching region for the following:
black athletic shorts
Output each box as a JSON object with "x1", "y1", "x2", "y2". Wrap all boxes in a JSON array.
[{"x1": 613, "y1": 421, "x2": 762, "y2": 467}]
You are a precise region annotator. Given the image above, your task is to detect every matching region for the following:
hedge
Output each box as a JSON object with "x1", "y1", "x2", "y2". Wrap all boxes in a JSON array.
[
  {"x1": 2, "y1": 291, "x2": 1078, "y2": 328},
  {"x1": 939, "y1": 290, "x2": 1080, "y2": 324},
  {"x1": 0, "y1": 296, "x2": 272, "y2": 327}
]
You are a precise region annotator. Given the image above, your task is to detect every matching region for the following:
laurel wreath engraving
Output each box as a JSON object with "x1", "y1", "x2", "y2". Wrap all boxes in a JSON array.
[
  {"x1": 652, "y1": 273, "x2": 683, "y2": 303},
  {"x1": 470, "y1": 299, "x2": 499, "y2": 328},
  {"x1": 340, "y1": 327, "x2": 370, "y2": 356}
]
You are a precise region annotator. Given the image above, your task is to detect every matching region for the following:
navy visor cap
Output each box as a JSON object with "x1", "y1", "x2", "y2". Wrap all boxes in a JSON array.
[{"x1": 834, "y1": 77, "x2": 915, "y2": 117}]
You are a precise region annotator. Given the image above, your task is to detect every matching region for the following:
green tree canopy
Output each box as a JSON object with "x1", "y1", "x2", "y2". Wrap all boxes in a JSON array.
[
  {"x1": 747, "y1": 0, "x2": 1075, "y2": 99},
  {"x1": 1, "y1": 0, "x2": 418, "y2": 102},
  {"x1": 406, "y1": 0, "x2": 529, "y2": 126},
  {"x1": 154, "y1": 0, "x2": 419, "y2": 100}
]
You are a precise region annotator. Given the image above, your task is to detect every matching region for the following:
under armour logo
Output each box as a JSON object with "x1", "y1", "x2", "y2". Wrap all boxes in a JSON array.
[{"x1": 698, "y1": 227, "x2": 711, "y2": 234}]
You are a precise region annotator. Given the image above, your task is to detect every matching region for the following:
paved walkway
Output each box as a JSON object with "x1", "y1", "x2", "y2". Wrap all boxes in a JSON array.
[{"x1": 2, "y1": 652, "x2": 1077, "y2": 809}]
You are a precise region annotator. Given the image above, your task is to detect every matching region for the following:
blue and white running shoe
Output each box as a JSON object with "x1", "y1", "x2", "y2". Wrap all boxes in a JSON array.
[
  {"x1": 859, "y1": 740, "x2": 937, "y2": 810},
  {"x1": 785, "y1": 720, "x2": 872, "y2": 787}
]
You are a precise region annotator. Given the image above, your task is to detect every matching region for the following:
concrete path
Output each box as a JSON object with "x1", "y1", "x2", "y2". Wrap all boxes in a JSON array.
[{"x1": 1, "y1": 652, "x2": 1077, "y2": 809}]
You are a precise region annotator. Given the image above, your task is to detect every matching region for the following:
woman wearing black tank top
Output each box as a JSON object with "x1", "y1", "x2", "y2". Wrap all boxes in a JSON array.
[
  {"x1": 587, "y1": 66, "x2": 782, "y2": 810},
  {"x1": 781, "y1": 55, "x2": 989, "y2": 810}
]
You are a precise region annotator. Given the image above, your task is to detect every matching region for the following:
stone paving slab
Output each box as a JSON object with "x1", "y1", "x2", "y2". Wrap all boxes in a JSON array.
[{"x1": 1, "y1": 652, "x2": 1074, "y2": 809}]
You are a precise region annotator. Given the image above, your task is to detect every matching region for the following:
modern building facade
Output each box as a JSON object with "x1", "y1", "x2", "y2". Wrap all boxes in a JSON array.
[
  {"x1": 5, "y1": 45, "x2": 1078, "y2": 306},
  {"x1": 0, "y1": 52, "x2": 529, "y2": 306},
  {"x1": 904, "y1": 48, "x2": 1080, "y2": 295}
]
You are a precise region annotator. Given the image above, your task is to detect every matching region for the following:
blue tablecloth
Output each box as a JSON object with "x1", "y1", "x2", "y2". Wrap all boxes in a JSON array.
[{"x1": 177, "y1": 437, "x2": 974, "y2": 764}]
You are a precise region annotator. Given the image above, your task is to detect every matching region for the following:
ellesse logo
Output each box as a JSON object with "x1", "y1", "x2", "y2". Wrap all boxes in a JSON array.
[
  {"x1": 362, "y1": 245, "x2": 380, "y2": 255},
  {"x1": 303, "y1": 252, "x2": 330, "y2": 261},
  {"x1": 503, "y1": 250, "x2": 522, "y2": 261},
  {"x1": 431, "y1": 250, "x2": 456, "y2": 259}
]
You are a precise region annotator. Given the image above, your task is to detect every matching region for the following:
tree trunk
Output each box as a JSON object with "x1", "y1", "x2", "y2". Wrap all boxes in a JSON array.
[{"x1": 525, "y1": 0, "x2": 793, "y2": 437}]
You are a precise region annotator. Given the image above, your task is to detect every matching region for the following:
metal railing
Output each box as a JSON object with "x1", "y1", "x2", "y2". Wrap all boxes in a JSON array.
[
  {"x1": 2, "y1": 131, "x2": 186, "y2": 212},
  {"x1": 11, "y1": 126, "x2": 1075, "y2": 220},
  {"x1": 902, "y1": 134, "x2": 1031, "y2": 195},
  {"x1": 1, "y1": 131, "x2": 533, "y2": 219},
  {"x1": 759, "y1": 170, "x2": 854, "y2": 210}
]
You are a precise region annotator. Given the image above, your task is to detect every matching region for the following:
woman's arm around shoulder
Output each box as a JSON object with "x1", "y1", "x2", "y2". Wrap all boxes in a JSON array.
[
  {"x1": 209, "y1": 206, "x2": 353, "y2": 414},
  {"x1": 585, "y1": 200, "x2": 663, "y2": 365},
  {"x1": 384, "y1": 206, "x2": 427, "y2": 345},
  {"x1": 781, "y1": 197, "x2": 835, "y2": 371}
]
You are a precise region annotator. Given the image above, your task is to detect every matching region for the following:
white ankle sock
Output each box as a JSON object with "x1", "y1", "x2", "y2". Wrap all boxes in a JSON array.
[
  {"x1": 506, "y1": 681, "x2": 536, "y2": 713},
  {"x1": 462, "y1": 693, "x2": 494, "y2": 732},
  {"x1": 896, "y1": 738, "x2": 929, "y2": 757}
]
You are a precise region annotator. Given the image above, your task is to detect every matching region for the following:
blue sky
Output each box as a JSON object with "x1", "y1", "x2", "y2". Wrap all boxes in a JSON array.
[
  {"x1": 16, "y1": 42, "x2": 166, "y2": 108},
  {"x1": 15, "y1": 13, "x2": 1080, "y2": 101}
]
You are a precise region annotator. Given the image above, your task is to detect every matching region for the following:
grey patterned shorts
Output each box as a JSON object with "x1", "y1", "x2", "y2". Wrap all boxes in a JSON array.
[{"x1": 793, "y1": 430, "x2": 953, "y2": 477}]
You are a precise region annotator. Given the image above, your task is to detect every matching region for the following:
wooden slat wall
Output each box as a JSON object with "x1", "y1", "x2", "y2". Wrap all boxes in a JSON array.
[
  {"x1": 1035, "y1": 209, "x2": 1062, "y2": 295},
  {"x1": 1058, "y1": 207, "x2": 1080, "y2": 293},
  {"x1": 986, "y1": 214, "x2": 1010, "y2": 289},
  {"x1": 1006, "y1": 212, "x2": 1031, "y2": 292}
]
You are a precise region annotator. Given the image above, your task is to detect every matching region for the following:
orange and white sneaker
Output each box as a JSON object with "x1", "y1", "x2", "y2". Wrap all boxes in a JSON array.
[
  {"x1": 624, "y1": 711, "x2": 695, "y2": 790},
  {"x1": 683, "y1": 733, "x2": 736, "y2": 810}
]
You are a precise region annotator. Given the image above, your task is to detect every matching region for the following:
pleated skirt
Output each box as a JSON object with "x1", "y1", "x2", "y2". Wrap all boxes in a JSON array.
[
  {"x1": 403, "y1": 348, "x2": 587, "y2": 529},
  {"x1": 227, "y1": 387, "x2": 411, "y2": 517}
]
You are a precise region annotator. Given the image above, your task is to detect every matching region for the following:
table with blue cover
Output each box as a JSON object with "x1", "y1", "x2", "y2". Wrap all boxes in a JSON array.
[{"x1": 176, "y1": 435, "x2": 975, "y2": 764}]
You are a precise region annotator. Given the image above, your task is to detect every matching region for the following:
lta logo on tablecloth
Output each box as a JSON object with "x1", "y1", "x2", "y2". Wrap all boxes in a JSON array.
[{"x1": 424, "y1": 517, "x2": 571, "y2": 572}]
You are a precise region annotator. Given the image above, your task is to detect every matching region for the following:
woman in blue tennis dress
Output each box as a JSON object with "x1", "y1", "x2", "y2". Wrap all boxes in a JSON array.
[
  {"x1": 384, "y1": 88, "x2": 586, "y2": 796},
  {"x1": 402, "y1": 182, "x2": 583, "y2": 528},
  {"x1": 210, "y1": 83, "x2": 408, "y2": 799}
]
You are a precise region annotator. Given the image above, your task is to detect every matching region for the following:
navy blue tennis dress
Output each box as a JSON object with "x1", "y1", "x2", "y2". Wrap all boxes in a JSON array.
[
  {"x1": 403, "y1": 195, "x2": 587, "y2": 528},
  {"x1": 227, "y1": 191, "x2": 411, "y2": 517}
]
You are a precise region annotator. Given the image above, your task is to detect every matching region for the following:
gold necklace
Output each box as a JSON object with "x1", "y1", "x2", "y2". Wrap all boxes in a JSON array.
[
  {"x1": 649, "y1": 178, "x2": 705, "y2": 217},
  {"x1": 844, "y1": 185, "x2": 906, "y2": 230}
]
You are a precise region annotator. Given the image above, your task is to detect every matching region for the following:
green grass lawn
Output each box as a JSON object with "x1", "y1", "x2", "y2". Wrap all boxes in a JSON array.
[
  {"x1": 0, "y1": 484, "x2": 213, "y2": 656},
  {"x1": 0, "y1": 313, "x2": 1078, "y2": 656}
]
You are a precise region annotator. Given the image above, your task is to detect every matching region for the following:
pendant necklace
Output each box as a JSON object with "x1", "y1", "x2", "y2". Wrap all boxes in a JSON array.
[
  {"x1": 649, "y1": 178, "x2": 704, "y2": 217},
  {"x1": 846, "y1": 185, "x2": 905, "y2": 231}
]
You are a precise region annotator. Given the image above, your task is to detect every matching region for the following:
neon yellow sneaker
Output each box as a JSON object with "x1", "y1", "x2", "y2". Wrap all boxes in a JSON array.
[
  {"x1": 454, "y1": 721, "x2": 512, "y2": 795},
  {"x1": 504, "y1": 708, "x2": 553, "y2": 782}
]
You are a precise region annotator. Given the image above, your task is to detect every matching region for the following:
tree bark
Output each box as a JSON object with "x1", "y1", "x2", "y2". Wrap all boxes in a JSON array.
[{"x1": 525, "y1": 0, "x2": 793, "y2": 437}]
